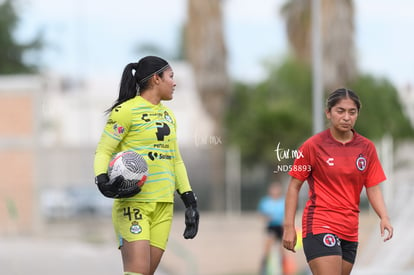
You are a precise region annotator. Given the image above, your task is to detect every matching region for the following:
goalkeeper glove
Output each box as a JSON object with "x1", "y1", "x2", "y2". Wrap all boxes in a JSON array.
[
  {"x1": 95, "y1": 173, "x2": 141, "y2": 198},
  {"x1": 180, "y1": 191, "x2": 199, "y2": 239}
]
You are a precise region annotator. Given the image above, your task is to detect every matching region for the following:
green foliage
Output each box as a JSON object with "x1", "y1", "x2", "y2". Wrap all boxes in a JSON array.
[
  {"x1": 0, "y1": 0, "x2": 42, "y2": 74},
  {"x1": 350, "y1": 75, "x2": 414, "y2": 140},
  {"x1": 226, "y1": 57, "x2": 414, "y2": 166},
  {"x1": 226, "y1": 57, "x2": 313, "y2": 165}
]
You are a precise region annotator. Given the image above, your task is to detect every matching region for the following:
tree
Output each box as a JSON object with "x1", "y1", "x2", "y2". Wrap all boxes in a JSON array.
[
  {"x1": 351, "y1": 75, "x2": 414, "y2": 140},
  {"x1": 278, "y1": 0, "x2": 413, "y2": 139},
  {"x1": 226, "y1": 58, "x2": 414, "y2": 171},
  {"x1": 226, "y1": 58, "x2": 312, "y2": 167},
  {"x1": 0, "y1": 0, "x2": 42, "y2": 74},
  {"x1": 185, "y1": 0, "x2": 231, "y2": 211},
  {"x1": 281, "y1": 0, "x2": 356, "y2": 92}
]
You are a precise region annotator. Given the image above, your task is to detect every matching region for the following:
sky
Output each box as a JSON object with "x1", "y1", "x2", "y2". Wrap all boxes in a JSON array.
[{"x1": 14, "y1": 0, "x2": 414, "y2": 87}]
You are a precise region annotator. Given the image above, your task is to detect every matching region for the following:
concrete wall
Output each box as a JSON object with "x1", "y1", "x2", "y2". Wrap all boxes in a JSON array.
[{"x1": 0, "y1": 75, "x2": 43, "y2": 234}]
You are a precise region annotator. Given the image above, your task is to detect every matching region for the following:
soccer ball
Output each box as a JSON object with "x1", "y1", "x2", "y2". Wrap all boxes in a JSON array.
[{"x1": 108, "y1": 151, "x2": 148, "y2": 187}]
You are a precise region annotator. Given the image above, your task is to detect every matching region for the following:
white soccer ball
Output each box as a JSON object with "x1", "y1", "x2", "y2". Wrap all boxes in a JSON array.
[{"x1": 108, "y1": 151, "x2": 148, "y2": 187}]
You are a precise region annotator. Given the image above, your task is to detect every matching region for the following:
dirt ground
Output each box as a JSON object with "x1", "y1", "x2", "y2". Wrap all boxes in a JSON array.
[
  {"x1": 0, "y1": 213, "x2": 304, "y2": 275},
  {"x1": 0, "y1": 211, "x2": 397, "y2": 275}
]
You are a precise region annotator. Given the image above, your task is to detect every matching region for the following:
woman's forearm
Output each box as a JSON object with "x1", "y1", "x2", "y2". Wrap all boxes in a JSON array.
[
  {"x1": 284, "y1": 177, "x2": 303, "y2": 228},
  {"x1": 282, "y1": 177, "x2": 304, "y2": 252},
  {"x1": 366, "y1": 184, "x2": 394, "y2": 241},
  {"x1": 366, "y1": 184, "x2": 389, "y2": 220}
]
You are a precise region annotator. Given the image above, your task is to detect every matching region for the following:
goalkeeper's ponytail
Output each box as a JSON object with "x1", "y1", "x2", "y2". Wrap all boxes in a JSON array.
[{"x1": 107, "y1": 56, "x2": 170, "y2": 113}]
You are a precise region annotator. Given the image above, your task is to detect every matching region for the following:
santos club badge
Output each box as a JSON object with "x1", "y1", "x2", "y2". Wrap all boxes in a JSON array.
[{"x1": 130, "y1": 221, "x2": 142, "y2": 234}]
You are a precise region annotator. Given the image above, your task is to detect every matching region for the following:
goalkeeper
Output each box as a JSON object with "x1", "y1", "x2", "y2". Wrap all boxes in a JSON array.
[{"x1": 94, "y1": 56, "x2": 199, "y2": 275}]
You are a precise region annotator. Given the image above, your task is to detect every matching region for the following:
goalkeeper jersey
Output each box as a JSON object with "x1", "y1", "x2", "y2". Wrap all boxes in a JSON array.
[{"x1": 94, "y1": 96, "x2": 192, "y2": 202}]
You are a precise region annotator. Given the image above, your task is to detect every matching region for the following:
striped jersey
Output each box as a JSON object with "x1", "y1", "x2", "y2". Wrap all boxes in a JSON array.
[
  {"x1": 289, "y1": 129, "x2": 386, "y2": 241},
  {"x1": 94, "y1": 96, "x2": 192, "y2": 202}
]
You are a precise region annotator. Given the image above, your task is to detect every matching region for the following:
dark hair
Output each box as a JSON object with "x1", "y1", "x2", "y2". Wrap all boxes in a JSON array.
[
  {"x1": 106, "y1": 56, "x2": 170, "y2": 113},
  {"x1": 326, "y1": 88, "x2": 361, "y2": 112}
]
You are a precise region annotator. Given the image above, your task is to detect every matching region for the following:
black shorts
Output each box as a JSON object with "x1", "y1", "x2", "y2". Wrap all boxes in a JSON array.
[
  {"x1": 266, "y1": 225, "x2": 283, "y2": 240},
  {"x1": 303, "y1": 233, "x2": 358, "y2": 264}
]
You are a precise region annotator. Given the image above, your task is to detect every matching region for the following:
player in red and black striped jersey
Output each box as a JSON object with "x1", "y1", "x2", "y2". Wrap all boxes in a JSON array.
[{"x1": 282, "y1": 88, "x2": 393, "y2": 275}]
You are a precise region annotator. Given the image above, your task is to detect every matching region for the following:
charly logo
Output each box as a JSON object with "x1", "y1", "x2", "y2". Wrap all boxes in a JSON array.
[
  {"x1": 141, "y1": 113, "x2": 150, "y2": 122},
  {"x1": 326, "y1": 157, "x2": 335, "y2": 166},
  {"x1": 130, "y1": 221, "x2": 142, "y2": 234}
]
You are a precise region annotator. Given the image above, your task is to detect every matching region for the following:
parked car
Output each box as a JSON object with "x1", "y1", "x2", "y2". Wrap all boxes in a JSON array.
[{"x1": 40, "y1": 185, "x2": 112, "y2": 220}]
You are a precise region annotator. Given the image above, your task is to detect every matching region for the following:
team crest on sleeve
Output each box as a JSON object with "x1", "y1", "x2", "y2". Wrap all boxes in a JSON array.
[{"x1": 356, "y1": 154, "x2": 367, "y2": 171}]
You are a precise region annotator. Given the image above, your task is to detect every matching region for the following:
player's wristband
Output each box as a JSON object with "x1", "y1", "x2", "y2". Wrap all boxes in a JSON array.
[{"x1": 180, "y1": 191, "x2": 197, "y2": 209}]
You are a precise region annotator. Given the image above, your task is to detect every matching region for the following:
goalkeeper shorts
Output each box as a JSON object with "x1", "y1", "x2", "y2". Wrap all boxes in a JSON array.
[{"x1": 112, "y1": 200, "x2": 174, "y2": 250}]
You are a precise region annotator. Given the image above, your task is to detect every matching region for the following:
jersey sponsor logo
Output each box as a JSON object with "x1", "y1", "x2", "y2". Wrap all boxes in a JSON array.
[
  {"x1": 326, "y1": 157, "x2": 335, "y2": 166},
  {"x1": 323, "y1": 233, "x2": 338, "y2": 247},
  {"x1": 155, "y1": 122, "x2": 171, "y2": 141},
  {"x1": 141, "y1": 112, "x2": 165, "y2": 122},
  {"x1": 154, "y1": 143, "x2": 169, "y2": 149},
  {"x1": 106, "y1": 118, "x2": 116, "y2": 125},
  {"x1": 148, "y1": 151, "x2": 172, "y2": 161},
  {"x1": 130, "y1": 221, "x2": 142, "y2": 234},
  {"x1": 356, "y1": 154, "x2": 367, "y2": 171}
]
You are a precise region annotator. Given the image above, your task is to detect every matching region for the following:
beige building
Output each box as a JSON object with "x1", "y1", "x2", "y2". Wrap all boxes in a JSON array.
[{"x1": 0, "y1": 75, "x2": 43, "y2": 234}]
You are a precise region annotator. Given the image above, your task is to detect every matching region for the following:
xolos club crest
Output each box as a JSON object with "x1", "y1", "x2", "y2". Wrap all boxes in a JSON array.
[
  {"x1": 323, "y1": 233, "x2": 339, "y2": 247},
  {"x1": 356, "y1": 154, "x2": 367, "y2": 171}
]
